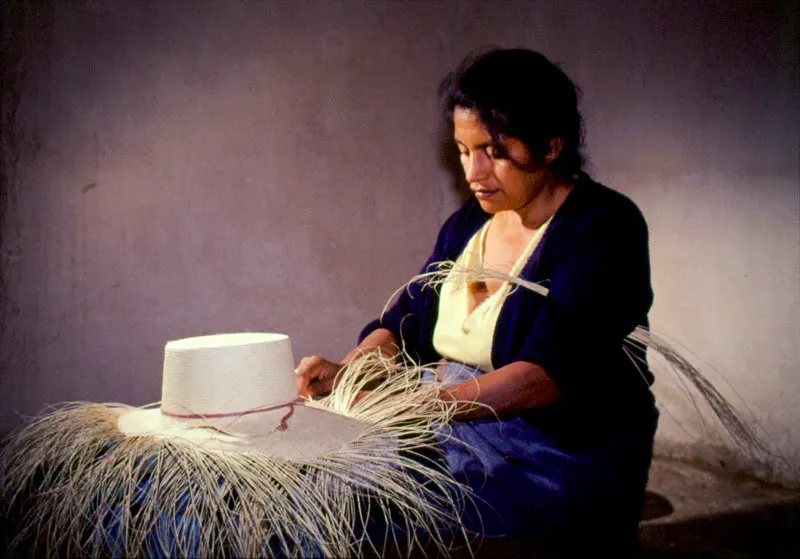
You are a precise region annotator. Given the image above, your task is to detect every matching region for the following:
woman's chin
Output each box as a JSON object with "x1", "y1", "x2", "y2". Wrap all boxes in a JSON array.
[{"x1": 475, "y1": 196, "x2": 504, "y2": 213}]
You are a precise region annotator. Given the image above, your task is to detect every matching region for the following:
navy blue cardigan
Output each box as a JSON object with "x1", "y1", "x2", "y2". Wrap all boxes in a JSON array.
[{"x1": 361, "y1": 174, "x2": 657, "y2": 449}]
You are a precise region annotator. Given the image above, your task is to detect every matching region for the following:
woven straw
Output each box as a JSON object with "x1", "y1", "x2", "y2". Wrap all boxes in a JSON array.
[
  {"x1": 116, "y1": 333, "x2": 368, "y2": 459},
  {"x1": 0, "y1": 333, "x2": 474, "y2": 558}
]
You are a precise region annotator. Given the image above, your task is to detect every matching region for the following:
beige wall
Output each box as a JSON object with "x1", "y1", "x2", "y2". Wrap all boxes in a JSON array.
[{"x1": 2, "y1": 1, "x2": 797, "y2": 485}]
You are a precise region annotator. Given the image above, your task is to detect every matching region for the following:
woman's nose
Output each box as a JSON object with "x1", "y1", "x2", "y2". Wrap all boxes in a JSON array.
[{"x1": 464, "y1": 152, "x2": 491, "y2": 182}]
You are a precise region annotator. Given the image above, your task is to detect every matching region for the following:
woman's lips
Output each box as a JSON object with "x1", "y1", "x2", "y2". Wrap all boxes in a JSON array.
[{"x1": 472, "y1": 189, "x2": 499, "y2": 199}]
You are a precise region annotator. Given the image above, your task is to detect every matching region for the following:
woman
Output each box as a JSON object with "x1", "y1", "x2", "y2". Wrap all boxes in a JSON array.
[{"x1": 297, "y1": 49, "x2": 658, "y2": 554}]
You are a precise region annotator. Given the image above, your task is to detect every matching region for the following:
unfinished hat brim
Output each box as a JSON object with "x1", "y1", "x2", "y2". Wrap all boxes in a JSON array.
[{"x1": 116, "y1": 402, "x2": 369, "y2": 460}]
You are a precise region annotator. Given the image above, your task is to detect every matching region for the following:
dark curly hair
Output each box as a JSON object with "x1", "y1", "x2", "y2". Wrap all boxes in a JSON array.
[{"x1": 439, "y1": 48, "x2": 585, "y2": 179}]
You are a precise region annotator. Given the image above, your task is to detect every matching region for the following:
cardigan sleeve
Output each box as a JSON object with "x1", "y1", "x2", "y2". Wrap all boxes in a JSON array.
[
  {"x1": 359, "y1": 198, "x2": 490, "y2": 363},
  {"x1": 357, "y1": 248, "x2": 442, "y2": 359},
  {"x1": 510, "y1": 195, "x2": 653, "y2": 394},
  {"x1": 359, "y1": 206, "x2": 459, "y2": 360}
]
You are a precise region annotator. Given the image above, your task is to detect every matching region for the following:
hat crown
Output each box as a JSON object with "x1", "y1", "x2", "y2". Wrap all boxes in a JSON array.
[
  {"x1": 160, "y1": 333, "x2": 295, "y2": 418},
  {"x1": 117, "y1": 332, "x2": 367, "y2": 458}
]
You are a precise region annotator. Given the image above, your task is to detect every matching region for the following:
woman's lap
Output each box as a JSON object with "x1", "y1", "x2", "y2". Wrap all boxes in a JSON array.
[{"x1": 433, "y1": 362, "x2": 657, "y2": 546}]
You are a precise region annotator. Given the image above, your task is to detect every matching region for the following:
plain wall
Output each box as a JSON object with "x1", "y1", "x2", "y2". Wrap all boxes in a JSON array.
[{"x1": 1, "y1": 1, "x2": 798, "y2": 485}]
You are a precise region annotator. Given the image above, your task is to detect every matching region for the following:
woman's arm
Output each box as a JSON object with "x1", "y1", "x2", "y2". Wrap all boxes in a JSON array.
[
  {"x1": 441, "y1": 360, "x2": 562, "y2": 421},
  {"x1": 299, "y1": 333, "x2": 559, "y2": 419},
  {"x1": 343, "y1": 328, "x2": 400, "y2": 363},
  {"x1": 296, "y1": 328, "x2": 399, "y2": 398}
]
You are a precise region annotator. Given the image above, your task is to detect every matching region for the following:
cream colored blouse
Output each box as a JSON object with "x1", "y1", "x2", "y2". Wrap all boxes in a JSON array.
[{"x1": 432, "y1": 216, "x2": 552, "y2": 372}]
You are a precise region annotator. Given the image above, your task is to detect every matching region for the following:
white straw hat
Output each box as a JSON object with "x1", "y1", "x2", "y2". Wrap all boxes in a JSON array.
[
  {"x1": 117, "y1": 332, "x2": 366, "y2": 460},
  {"x1": 1, "y1": 331, "x2": 471, "y2": 558}
]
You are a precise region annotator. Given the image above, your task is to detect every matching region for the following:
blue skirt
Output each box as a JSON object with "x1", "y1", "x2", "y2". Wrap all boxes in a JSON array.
[{"x1": 431, "y1": 362, "x2": 657, "y2": 545}]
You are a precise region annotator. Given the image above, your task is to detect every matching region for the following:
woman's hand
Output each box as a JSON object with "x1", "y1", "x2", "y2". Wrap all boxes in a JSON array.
[
  {"x1": 295, "y1": 356, "x2": 343, "y2": 399},
  {"x1": 296, "y1": 329, "x2": 399, "y2": 400}
]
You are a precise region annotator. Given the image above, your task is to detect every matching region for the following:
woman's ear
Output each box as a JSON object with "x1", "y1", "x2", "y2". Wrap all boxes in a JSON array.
[{"x1": 544, "y1": 138, "x2": 564, "y2": 164}]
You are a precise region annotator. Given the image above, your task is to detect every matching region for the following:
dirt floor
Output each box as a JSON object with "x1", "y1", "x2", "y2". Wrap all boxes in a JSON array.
[{"x1": 637, "y1": 458, "x2": 800, "y2": 558}]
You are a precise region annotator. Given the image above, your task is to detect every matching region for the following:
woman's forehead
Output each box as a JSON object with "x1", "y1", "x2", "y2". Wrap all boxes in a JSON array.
[{"x1": 453, "y1": 107, "x2": 491, "y2": 140}]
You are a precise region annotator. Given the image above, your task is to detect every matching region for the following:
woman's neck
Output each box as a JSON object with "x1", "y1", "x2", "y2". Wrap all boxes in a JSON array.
[{"x1": 499, "y1": 178, "x2": 573, "y2": 231}]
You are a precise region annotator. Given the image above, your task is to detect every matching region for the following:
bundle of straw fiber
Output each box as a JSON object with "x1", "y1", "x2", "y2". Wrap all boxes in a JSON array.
[{"x1": 1, "y1": 333, "x2": 473, "y2": 558}]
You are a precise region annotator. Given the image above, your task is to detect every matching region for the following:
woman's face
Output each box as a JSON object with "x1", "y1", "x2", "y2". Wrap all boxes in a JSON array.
[{"x1": 453, "y1": 106, "x2": 551, "y2": 215}]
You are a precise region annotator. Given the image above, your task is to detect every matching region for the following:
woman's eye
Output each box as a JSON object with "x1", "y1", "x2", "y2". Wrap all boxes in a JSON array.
[{"x1": 487, "y1": 146, "x2": 505, "y2": 159}]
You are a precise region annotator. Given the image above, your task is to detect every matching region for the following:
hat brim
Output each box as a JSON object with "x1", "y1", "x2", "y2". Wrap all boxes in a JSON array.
[{"x1": 117, "y1": 403, "x2": 369, "y2": 461}]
